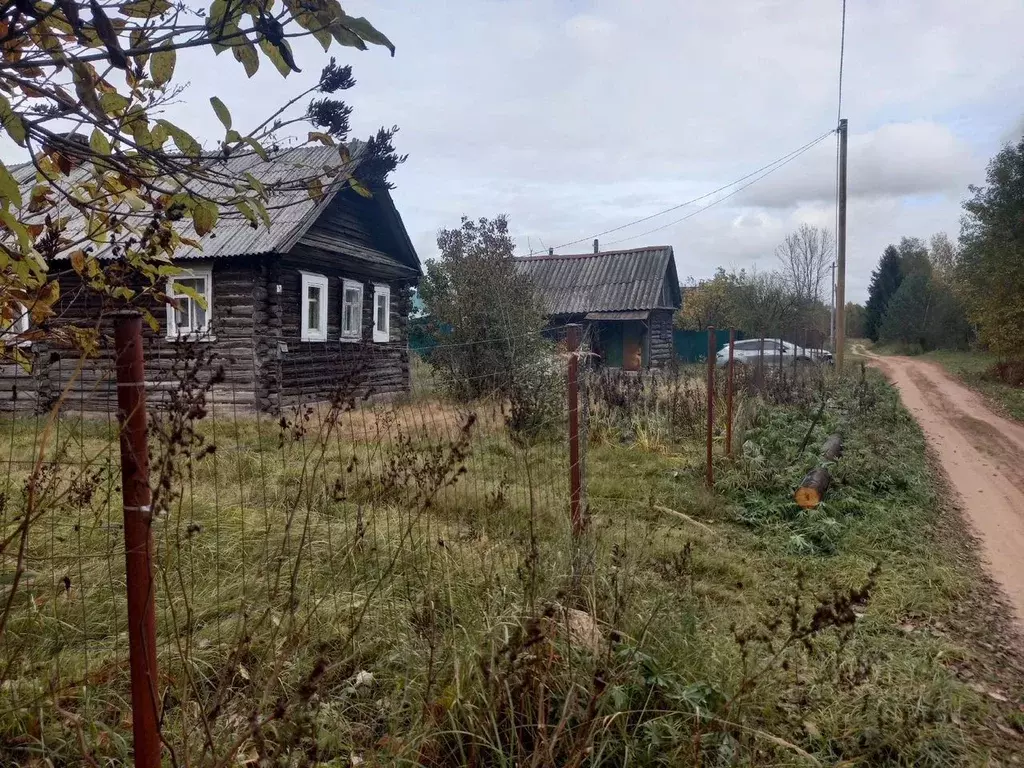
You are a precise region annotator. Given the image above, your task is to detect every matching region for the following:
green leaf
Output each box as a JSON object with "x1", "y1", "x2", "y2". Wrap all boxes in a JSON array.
[
  {"x1": 243, "y1": 138, "x2": 268, "y2": 162},
  {"x1": 225, "y1": 129, "x2": 241, "y2": 143},
  {"x1": 312, "y1": 25, "x2": 331, "y2": 51},
  {"x1": 258, "y1": 38, "x2": 292, "y2": 77},
  {"x1": 151, "y1": 46, "x2": 176, "y2": 86},
  {"x1": 329, "y1": 24, "x2": 367, "y2": 52},
  {"x1": 151, "y1": 121, "x2": 168, "y2": 148},
  {"x1": 0, "y1": 95, "x2": 27, "y2": 146},
  {"x1": 251, "y1": 197, "x2": 272, "y2": 229},
  {"x1": 232, "y1": 41, "x2": 259, "y2": 77},
  {"x1": 234, "y1": 199, "x2": 256, "y2": 223},
  {"x1": 338, "y1": 14, "x2": 394, "y2": 55},
  {"x1": 89, "y1": 128, "x2": 112, "y2": 155},
  {"x1": 348, "y1": 177, "x2": 373, "y2": 198},
  {"x1": 0, "y1": 162, "x2": 23, "y2": 209},
  {"x1": 99, "y1": 91, "x2": 130, "y2": 115},
  {"x1": 171, "y1": 280, "x2": 208, "y2": 308},
  {"x1": 123, "y1": 190, "x2": 146, "y2": 211},
  {"x1": 128, "y1": 113, "x2": 153, "y2": 149},
  {"x1": 0, "y1": 209, "x2": 31, "y2": 252},
  {"x1": 119, "y1": 0, "x2": 172, "y2": 18},
  {"x1": 192, "y1": 199, "x2": 218, "y2": 236},
  {"x1": 243, "y1": 172, "x2": 265, "y2": 196},
  {"x1": 157, "y1": 120, "x2": 201, "y2": 157},
  {"x1": 210, "y1": 96, "x2": 231, "y2": 130}
]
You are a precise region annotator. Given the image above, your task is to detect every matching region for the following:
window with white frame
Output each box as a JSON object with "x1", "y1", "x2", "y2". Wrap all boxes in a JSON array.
[
  {"x1": 1, "y1": 303, "x2": 29, "y2": 344},
  {"x1": 341, "y1": 279, "x2": 363, "y2": 341},
  {"x1": 372, "y1": 284, "x2": 390, "y2": 343},
  {"x1": 301, "y1": 271, "x2": 329, "y2": 342},
  {"x1": 166, "y1": 267, "x2": 213, "y2": 339}
]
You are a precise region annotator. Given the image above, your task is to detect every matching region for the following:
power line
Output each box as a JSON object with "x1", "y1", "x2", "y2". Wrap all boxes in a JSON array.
[
  {"x1": 601, "y1": 129, "x2": 836, "y2": 247},
  {"x1": 547, "y1": 128, "x2": 839, "y2": 253}
]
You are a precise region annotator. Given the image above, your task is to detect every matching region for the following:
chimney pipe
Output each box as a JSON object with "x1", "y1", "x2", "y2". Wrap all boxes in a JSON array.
[
  {"x1": 593, "y1": 239, "x2": 599, "y2": 253},
  {"x1": 548, "y1": 247, "x2": 554, "y2": 256}
]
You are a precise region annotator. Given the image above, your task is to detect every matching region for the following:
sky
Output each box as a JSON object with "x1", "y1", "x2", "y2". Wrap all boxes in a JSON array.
[{"x1": 7, "y1": 0, "x2": 1024, "y2": 302}]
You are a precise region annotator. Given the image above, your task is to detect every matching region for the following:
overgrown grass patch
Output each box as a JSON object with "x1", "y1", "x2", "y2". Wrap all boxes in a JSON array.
[{"x1": 0, "y1": 366, "x2": 1018, "y2": 765}]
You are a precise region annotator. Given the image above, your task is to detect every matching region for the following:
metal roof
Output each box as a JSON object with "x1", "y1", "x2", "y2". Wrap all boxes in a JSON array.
[
  {"x1": 8, "y1": 146, "x2": 419, "y2": 272},
  {"x1": 515, "y1": 246, "x2": 681, "y2": 316}
]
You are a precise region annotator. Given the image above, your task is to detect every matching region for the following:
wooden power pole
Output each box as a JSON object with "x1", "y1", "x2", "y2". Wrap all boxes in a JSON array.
[{"x1": 835, "y1": 118, "x2": 848, "y2": 372}]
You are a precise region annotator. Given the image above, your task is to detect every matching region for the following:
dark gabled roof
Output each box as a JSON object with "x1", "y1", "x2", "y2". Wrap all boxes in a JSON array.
[
  {"x1": 8, "y1": 145, "x2": 420, "y2": 275},
  {"x1": 515, "y1": 246, "x2": 681, "y2": 316}
]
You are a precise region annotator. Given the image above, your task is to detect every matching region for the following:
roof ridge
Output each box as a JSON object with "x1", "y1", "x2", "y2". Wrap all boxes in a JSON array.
[{"x1": 516, "y1": 245, "x2": 672, "y2": 261}]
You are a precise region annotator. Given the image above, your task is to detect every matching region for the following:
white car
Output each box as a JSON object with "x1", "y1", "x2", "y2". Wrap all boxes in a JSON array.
[{"x1": 716, "y1": 338, "x2": 833, "y2": 366}]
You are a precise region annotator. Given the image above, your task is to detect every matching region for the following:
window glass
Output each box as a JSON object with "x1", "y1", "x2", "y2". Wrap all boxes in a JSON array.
[
  {"x1": 167, "y1": 269, "x2": 212, "y2": 338},
  {"x1": 341, "y1": 281, "x2": 363, "y2": 339},
  {"x1": 307, "y1": 284, "x2": 322, "y2": 332},
  {"x1": 300, "y1": 272, "x2": 329, "y2": 341}
]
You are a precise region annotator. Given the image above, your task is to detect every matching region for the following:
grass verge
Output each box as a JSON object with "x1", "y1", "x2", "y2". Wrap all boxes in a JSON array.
[{"x1": 0, "y1": 365, "x2": 1021, "y2": 765}]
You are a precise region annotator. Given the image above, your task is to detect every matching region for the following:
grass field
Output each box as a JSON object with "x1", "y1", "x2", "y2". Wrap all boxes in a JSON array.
[{"x1": 0, "y1": 363, "x2": 1021, "y2": 765}]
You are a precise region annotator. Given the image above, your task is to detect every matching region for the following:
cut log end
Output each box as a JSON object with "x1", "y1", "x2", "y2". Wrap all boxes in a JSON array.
[
  {"x1": 795, "y1": 486, "x2": 823, "y2": 509},
  {"x1": 795, "y1": 467, "x2": 831, "y2": 509}
]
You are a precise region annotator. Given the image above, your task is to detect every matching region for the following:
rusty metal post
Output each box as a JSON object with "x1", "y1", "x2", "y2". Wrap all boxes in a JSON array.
[
  {"x1": 726, "y1": 328, "x2": 735, "y2": 458},
  {"x1": 567, "y1": 323, "x2": 584, "y2": 537},
  {"x1": 113, "y1": 313, "x2": 161, "y2": 768},
  {"x1": 706, "y1": 327, "x2": 715, "y2": 487}
]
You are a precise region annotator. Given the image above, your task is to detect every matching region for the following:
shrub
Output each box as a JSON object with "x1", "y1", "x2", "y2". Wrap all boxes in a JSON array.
[{"x1": 420, "y1": 215, "x2": 549, "y2": 402}]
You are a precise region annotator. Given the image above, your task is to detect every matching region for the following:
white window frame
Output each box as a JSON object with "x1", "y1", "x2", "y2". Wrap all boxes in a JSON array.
[
  {"x1": 1, "y1": 303, "x2": 30, "y2": 347},
  {"x1": 166, "y1": 266, "x2": 214, "y2": 340},
  {"x1": 340, "y1": 278, "x2": 363, "y2": 342},
  {"x1": 372, "y1": 283, "x2": 391, "y2": 343},
  {"x1": 300, "y1": 271, "x2": 329, "y2": 342}
]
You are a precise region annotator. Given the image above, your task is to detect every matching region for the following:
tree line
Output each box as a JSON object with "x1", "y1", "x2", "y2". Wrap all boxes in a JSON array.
[
  {"x1": 675, "y1": 223, "x2": 834, "y2": 345},
  {"x1": 863, "y1": 136, "x2": 1024, "y2": 367}
]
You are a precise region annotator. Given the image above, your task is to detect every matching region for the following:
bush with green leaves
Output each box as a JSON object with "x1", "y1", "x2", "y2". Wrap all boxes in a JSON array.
[{"x1": 420, "y1": 215, "x2": 551, "y2": 402}]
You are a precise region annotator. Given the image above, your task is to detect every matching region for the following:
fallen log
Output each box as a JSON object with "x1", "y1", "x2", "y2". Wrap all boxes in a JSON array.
[
  {"x1": 822, "y1": 434, "x2": 843, "y2": 461},
  {"x1": 795, "y1": 467, "x2": 830, "y2": 509}
]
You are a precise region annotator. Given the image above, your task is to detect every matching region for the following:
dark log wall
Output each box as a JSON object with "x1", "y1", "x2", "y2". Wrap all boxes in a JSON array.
[
  {"x1": 0, "y1": 354, "x2": 41, "y2": 412},
  {"x1": 2, "y1": 259, "x2": 264, "y2": 415},
  {"x1": 648, "y1": 309, "x2": 675, "y2": 366},
  {"x1": 274, "y1": 248, "x2": 413, "y2": 407}
]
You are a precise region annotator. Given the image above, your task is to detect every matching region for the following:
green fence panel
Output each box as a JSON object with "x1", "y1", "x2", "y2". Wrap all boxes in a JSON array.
[{"x1": 673, "y1": 329, "x2": 744, "y2": 363}]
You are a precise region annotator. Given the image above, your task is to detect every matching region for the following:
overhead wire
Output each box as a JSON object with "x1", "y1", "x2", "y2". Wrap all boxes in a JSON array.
[
  {"x1": 601, "y1": 129, "x2": 836, "y2": 247},
  {"x1": 544, "y1": 128, "x2": 837, "y2": 254}
]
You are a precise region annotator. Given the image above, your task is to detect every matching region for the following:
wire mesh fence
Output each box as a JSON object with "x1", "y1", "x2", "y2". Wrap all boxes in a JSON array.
[
  {"x1": 0, "y1": 321, "x2": 831, "y2": 764},
  {"x1": 1, "y1": 318, "x2": 584, "y2": 765}
]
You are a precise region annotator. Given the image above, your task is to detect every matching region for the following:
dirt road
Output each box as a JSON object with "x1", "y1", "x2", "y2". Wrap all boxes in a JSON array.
[{"x1": 866, "y1": 350, "x2": 1024, "y2": 630}]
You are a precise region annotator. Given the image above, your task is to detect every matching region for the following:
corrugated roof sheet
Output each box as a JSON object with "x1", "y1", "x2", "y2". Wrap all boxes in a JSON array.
[
  {"x1": 515, "y1": 246, "x2": 680, "y2": 315},
  {"x1": 8, "y1": 145, "x2": 398, "y2": 262},
  {"x1": 584, "y1": 310, "x2": 650, "y2": 321}
]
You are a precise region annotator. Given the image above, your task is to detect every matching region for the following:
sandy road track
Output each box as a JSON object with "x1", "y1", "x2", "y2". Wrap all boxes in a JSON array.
[{"x1": 865, "y1": 349, "x2": 1024, "y2": 631}]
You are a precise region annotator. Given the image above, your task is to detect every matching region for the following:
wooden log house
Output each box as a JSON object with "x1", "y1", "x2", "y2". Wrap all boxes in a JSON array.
[
  {"x1": 0, "y1": 146, "x2": 421, "y2": 414},
  {"x1": 515, "y1": 244, "x2": 682, "y2": 370}
]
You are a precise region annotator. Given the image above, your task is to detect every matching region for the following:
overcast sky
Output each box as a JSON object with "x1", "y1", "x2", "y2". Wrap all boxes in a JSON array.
[{"x1": 9, "y1": 0, "x2": 1024, "y2": 302}]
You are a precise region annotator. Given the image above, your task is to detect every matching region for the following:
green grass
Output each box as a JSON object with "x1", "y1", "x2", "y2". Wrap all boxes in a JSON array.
[{"x1": 0, "y1": 367, "x2": 1018, "y2": 765}]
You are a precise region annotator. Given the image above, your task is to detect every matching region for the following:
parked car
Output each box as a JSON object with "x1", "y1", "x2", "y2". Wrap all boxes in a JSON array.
[{"x1": 716, "y1": 338, "x2": 833, "y2": 366}]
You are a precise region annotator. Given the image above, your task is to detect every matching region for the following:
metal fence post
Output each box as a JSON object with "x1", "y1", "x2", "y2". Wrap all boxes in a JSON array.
[
  {"x1": 113, "y1": 312, "x2": 161, "y2": 768},
  {"x1": 567, "y1": 323, "x2": 585, "y2": 537},
  {"x1": 726, "y1": 327, "x2": 735, "y2": 458},
  {"x1": 706, "y1": 326, "x2": 715, "y2": 487}
]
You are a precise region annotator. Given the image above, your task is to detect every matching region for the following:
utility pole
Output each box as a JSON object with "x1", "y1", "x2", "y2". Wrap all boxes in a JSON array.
[
  {"x1": 829, "y1": 261, "x2": 836, "y2": 350},
  {"x1": 835, "y1": 118, "x2": 848, "y2": 371}
]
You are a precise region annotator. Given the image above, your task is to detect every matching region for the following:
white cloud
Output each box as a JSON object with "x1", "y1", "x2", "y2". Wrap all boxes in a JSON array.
[{"x1": 3, "y1": 0, "x2": 1022, "y2": 305}]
